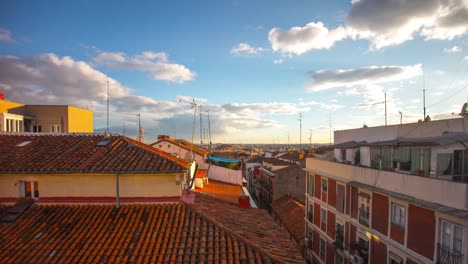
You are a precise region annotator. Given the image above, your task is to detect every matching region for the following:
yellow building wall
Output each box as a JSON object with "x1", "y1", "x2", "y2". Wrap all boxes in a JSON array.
[
  {"x1": 67, "y1": 106, "x2": 93, "y2": 133},
  {"x1": 0, "y1": 173, "x2": 183, "y2": 199},
  {"x1": 0, "y1": 100, "x2": 24, "y2": 113}
]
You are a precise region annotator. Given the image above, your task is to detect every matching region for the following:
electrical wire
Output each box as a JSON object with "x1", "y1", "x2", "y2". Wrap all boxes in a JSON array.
[{"x1": 426, "y1": 84, "x2": 468, "y2": 108}]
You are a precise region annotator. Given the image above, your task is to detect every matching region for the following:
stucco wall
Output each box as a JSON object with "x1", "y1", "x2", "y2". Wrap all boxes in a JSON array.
[
  {"x1": 0, "y1": 173, "x2": 182, "y2": 200},
  {"x1": 68, "y1": 106, "x2": 93, "y2": 133},
  {"x1": 207, "y1": 165, "x2": 242, "y2": 185},
  {"x1": 335, "y1": 117, "x2": 468, "y2": 144},
  {"x1": 154, "y1": 141, "x2": 209, "y2": 169}
]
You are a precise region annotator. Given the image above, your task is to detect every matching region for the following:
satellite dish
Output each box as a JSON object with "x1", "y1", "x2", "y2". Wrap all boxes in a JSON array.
[{"x1": 461, "y1": 103, "x2": 468, "y2": 116}]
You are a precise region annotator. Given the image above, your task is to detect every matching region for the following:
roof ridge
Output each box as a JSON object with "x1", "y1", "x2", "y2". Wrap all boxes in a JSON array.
[{"x1": 123, "y1": 136, "x2": 190, "y2": 169}]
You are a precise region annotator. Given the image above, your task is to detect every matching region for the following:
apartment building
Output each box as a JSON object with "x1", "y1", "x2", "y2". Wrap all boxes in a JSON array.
[
  {"x1": 305, "y1": 117, "x2": 468, "y2": 264},
  {"x1": 249, "y1": 157, "x2": 306, "y2": 212},
  {"x1": 0, "y1": 94, "x2": 93, "y2": 133}
]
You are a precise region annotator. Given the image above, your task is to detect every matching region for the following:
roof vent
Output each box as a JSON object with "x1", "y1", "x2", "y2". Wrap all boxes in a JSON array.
[{"x1": 16, "y1": 141, "x2": 31, "y2": 147}]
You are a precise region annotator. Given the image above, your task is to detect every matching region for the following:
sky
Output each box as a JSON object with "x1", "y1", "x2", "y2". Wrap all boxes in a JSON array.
[{"x1": 0, "y1": 0, "x2": 467, "y2": 144}]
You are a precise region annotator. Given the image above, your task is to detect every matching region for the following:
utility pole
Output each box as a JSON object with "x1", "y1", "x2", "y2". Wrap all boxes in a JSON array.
[
  {"x1": 308, "y1": 129, "x2": 312, "y2": 148},
  {"x1": 384, "y1": 91, "x2": 387, "y2": 126},
  {"x1": 199, "y1": 105, "x2": 203, "y2": 146},
  {"x1": 423, "y1": 88, "x2": 426, "y2": 119},
  {"x1": 106, "y1": 79, "x2": 110, "y2": 133},
  {"x1": 298, "y1": 113, "x2": 303, "y2": 149}
]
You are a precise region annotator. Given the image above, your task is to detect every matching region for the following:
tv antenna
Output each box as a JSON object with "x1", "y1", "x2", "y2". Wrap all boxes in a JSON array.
[
  {"x1": 298, "y1": 113, "x2": 303, "y2": 149},
  {"x1": 106, "y1": 79, "x2": 110, "y2": 133},
  {"x1": 179, "y1": 98, "x2": 198, "y2": 160},
  {"x1": 124, "y1": 113, "x2": 142, "y2": 142}
]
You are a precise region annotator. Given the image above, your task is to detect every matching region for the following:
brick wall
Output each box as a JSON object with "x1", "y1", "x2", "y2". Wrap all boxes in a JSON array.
[
  {"x1": 328, "y1": 179, "x2": 336, "y2": 208},
  {"x1": 370, "y1": 236, "x2": 387, "y2": 264},
  {"x1": 327, "y1": 211, "x2": 336, "y2": 239},
  {"x1": 346, "y1": 184, "x2": 351, "y2": 215},
  {"x1": 351, "y1": 186, "x2": 358, "y2": 219},
  {"x1": 371, "y1": 193, "x2": 388, "y2": 236},
  {"x1": 407, "y1": 205, "x2": 435, "y2": 260},
  {"x1": 314, "y1": 174, "x2": 321, "y2": 199},
  {"x1": 314, "y1": 202, "x2": 321, "y2": 227}
]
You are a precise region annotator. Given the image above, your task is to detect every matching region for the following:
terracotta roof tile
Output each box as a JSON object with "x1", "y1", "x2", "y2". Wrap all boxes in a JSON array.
[
  {"x1": 195, "y1": 169, "x2": 209, "y2": 178},
  {"x1": 0, "y1": 203, "x2": 274, "y2": 263},
  {"x1": 189, "y1": 193, "x2": 304, "y2": 263},
  {"x1": 271, "y1": 195, "x2": 305, "y2": 242},
  {"x1": 0, "y1": 133, "x2": 189, "y2": 173},
  {"x1": 195, "y1": 180, "x2": 244, "y2": 204}
]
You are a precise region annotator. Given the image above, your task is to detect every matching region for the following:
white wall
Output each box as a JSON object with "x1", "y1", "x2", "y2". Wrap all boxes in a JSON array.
[
  {"x1": 335, "y1": 117, "x2": 468, "y2": 144},
  {"x1": 153, "y1": 141, "x2": 209, "y2": 169},
  {"x1": 207, "y1": 165, "x2": 242, "y2": 185}
]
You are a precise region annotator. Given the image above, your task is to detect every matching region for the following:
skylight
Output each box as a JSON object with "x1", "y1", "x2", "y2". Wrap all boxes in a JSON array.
[
  {"x1": 16, "y1": 141, "x2": 31, "y2": 147},
  {"x1": 96, "y1": 139, "x2": 111, "y2": 146}
]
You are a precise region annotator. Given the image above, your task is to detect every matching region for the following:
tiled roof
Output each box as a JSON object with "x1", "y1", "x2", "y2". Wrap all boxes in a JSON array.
[
  {"x1": 195, "y1": 169, "x2": 209, "y2": 178},
  {"x1": 150, "y1": 136, "x2": 209, "y2": 156},
  {"x1": 191, "y1": 194, "x2": 304, "y2": 263},
  {"x1": 0, "y1": 133, "x2": 189, "y2": 173},
  {"x1": 195, "y1": 180, "x2": 244, "y2": 204},
  {"x1": 0, "y1": 202, "x2": 275, "y2": 263},
  {"x1": 271, "y1": 195, "x2": 305, "y2": 243}
]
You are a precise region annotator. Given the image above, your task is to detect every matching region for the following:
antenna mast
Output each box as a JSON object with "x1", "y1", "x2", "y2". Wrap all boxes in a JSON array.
[
  {"x1": 179, "y1": 98, "x2": 198, "y2": 160},
  {"x1": 309, "y1": 129, "x2": 312, "y2": 148},
  {"x1": 300, "y1": 113, "x2": 303, "y2": 149},
  {"x1": 199, "y1": 105, "x2": 203, "y2": 146},
  {"x1": 329, "y1": 114, "x2": 332, "y2": 146},
  {"x1": 106, "y1": 79, "x2": 110, "y2": 133}
]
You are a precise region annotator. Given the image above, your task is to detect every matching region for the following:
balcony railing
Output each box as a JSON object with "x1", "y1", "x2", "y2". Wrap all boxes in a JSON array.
[
  {"x1": 358, "y1": 207, "x2": 369, "y2": 226},
  {"x1": 437, "y1": 243, "x2": 463, "y2": 264}
]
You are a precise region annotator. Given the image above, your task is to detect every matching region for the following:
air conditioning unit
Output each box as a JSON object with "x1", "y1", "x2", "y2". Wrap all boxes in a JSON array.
[{"x1": 354, "y1": 255, "x2": 365, "y2": 264}]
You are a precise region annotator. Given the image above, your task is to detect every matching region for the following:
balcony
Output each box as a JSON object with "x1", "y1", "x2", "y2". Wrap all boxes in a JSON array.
[
  {"x1": 358, "y1": 207, "x2": 370, "y2": 226},
  {"x1": 437, "y1": 243, "x2": 463, "y2": 264},
  {"x1": 307, "y1": 213, "x2": 313, "y2": 223},
  {"x1": 305, "y1": 158, "x2": 468, "y2": 211}
]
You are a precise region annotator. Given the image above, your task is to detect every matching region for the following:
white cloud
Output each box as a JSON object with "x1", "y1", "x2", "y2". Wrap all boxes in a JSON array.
[
  {"x1": 268, "y1": 22, "x2": 347, "y2": 55},
  {"x1": 443, "y1": 45, "x2": 463, "y2": 53},
  {"x1": 346, "y1": 0, "x2": 468, "y2": 49},
  {"x1": 93, "y1": 51, "x2": 196, "y2": 83},
  {"x1": 307, "y1": 64, "x2": 423, "y2": 91},
  {"x1": 230, "y1": 43, "x2": 264, "y2": 55},
  {"x1": 0, "y1": 28, "x2": 13, "y2": 43}
]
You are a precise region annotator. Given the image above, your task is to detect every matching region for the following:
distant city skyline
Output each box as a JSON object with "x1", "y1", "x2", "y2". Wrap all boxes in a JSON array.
[{"x1": 1, "y1": 0, "x2": 467, "y2": 143}]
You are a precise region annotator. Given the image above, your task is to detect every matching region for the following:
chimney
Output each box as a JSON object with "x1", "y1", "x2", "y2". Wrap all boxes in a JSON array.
[
  {"x1": 0, "y1": 93, "x2": 4, "y2": 100},
  {"x1": 158, "y1": 135, "x2": 169, "y2": 140},
  {"x1": 238, "y1": 194, "x2": 250, "y2": 208}
]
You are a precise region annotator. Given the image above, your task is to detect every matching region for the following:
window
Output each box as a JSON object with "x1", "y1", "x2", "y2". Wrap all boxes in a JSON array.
[
  {"x1": 32, "y1": 125, "x2": 42, "y2": 132},
  {"x1": 307, "y1": 173, "x2": 314, "y2": 196},
  {"x1": 336, "y1": 222, "x2": 344, "y2": 245},
  {"x1": 335, "y1": 252, "x2": 344, "y2": 264},
  {"x1": 437, "y1": 150, "x2": 468, "y2": 182},
  {"x1": 322, "y1": 179, "x2": 328, "y2": 193},
  {"x1": 308, "y1": 203, "x2": 313, "y2": 223},
  {"x1": 319, "y1": 238, "x2": 326, "y2": 260},
  {"x1": 321, "y1": 208, "x2": 327, "y2": 225},
  {"x1": 21, "y1": 181, "x2": 39, "y2": 199},
  {"x1": 358, "y1": 192, "x2": 370, "y2": 226},
  {"x1": 307, "y1": 227, "x2": 313, "y2": 250},
  {"x1": 51, "y1": 124, "x2": 61, "y2": 133},
  {"x1": 336, "y1": 184, "x2": 345, "y2": 213},
  {"x1": 438, "y1": 219, "x2": 463, "y2": 264},
  {"x1": 5, "y1": 118, "x2": 23, "y2": 132},
  {"x1": 388, "y1": 251, "x2": 403, "y2": 264},
  {"x1": 391, "y1": 203, "x2": 406, "y2": 228}
]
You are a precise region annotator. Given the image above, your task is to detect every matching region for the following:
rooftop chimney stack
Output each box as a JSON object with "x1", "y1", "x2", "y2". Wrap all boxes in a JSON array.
[{"x1": 0, "y1": 93, "x2": 4, "y2": 100}]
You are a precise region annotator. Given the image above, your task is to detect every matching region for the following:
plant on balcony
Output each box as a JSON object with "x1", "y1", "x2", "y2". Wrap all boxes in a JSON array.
[{"x1": 332, "y1": 240, "x2": 344, "y2": 250}]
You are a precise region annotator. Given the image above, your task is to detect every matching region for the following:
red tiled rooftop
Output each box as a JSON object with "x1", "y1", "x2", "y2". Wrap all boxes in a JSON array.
[
  {"x1": 191, "y1": 194, "x2": 304, "y2": 263},
  {"x1": 0, "y1": 202, "x2": 275, "y2": 263},
  {"x1": 195, "y1": 180, "x2": 243, "y2": 204},
  {"x1": 0, "y1": 133, "x2": 189, "y2": 173},
  {"x1": 195, "y1": 169, "x2": 208, "y2": 178},
  {"x1": 271, "y1": 195, "x2": 305, "y2": 243}
]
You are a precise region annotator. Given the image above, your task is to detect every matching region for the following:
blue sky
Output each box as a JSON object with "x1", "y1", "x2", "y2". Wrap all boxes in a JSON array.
[{"x1": 1, "y1": 0, "x2": 467, "y2": 144}]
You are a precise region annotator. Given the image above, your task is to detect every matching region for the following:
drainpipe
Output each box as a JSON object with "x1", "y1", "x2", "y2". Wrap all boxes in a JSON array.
[{"x1": 116, "y1": 172, "x2": 120, "y2": 208}]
